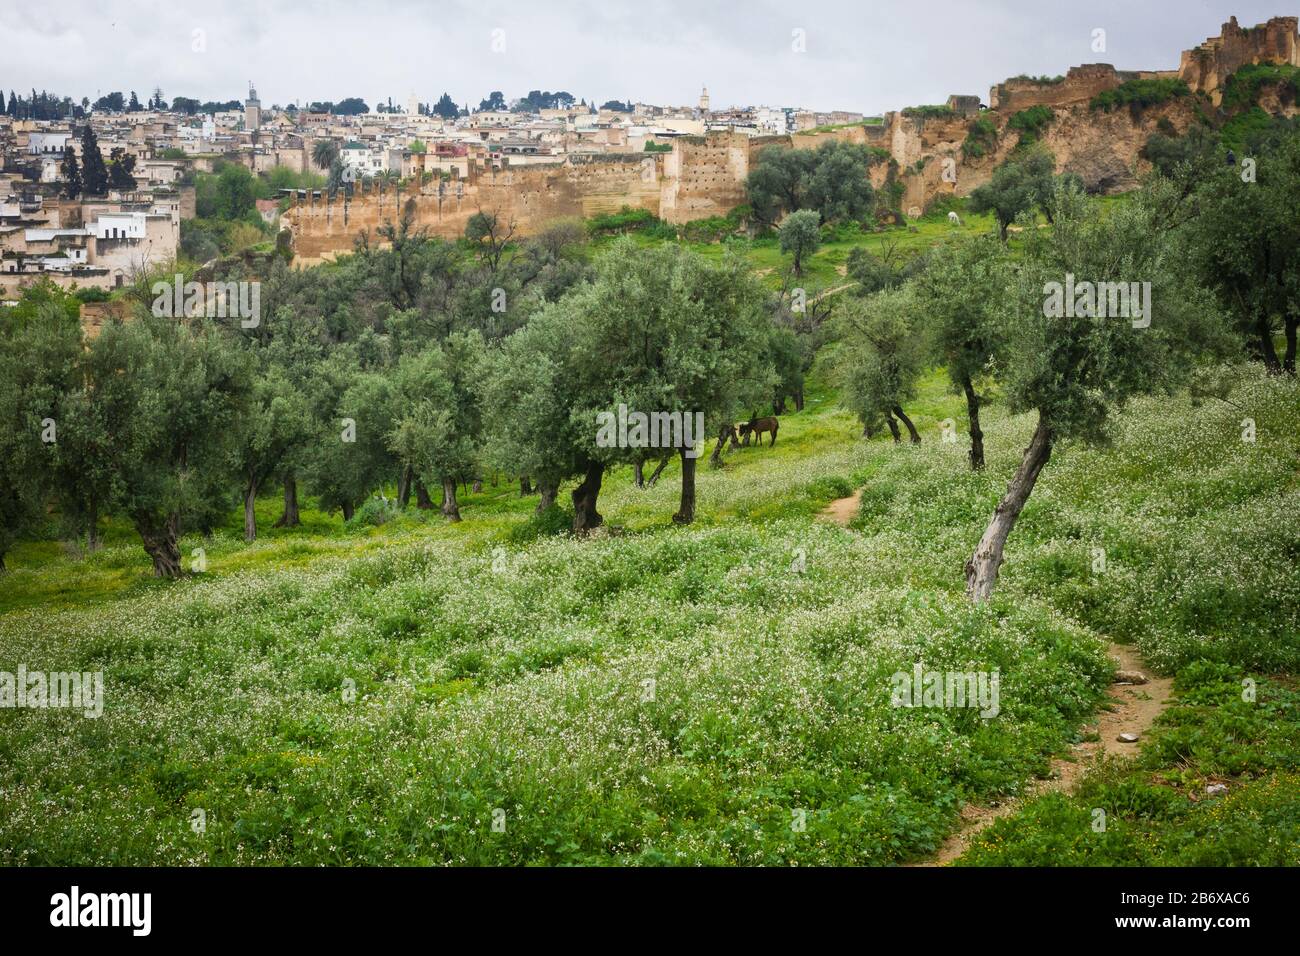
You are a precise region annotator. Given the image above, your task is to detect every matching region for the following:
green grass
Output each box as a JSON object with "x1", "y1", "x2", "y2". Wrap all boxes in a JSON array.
[
  {"x1": 589, "y1": 206, "x2": 1003, "y2": 295},
  {"x1": 1, "y1": 360, "x2": 1296, "y2": 865},
  {"x1": 959, "y1": 667, "x2": 1300, "y2": 866}
]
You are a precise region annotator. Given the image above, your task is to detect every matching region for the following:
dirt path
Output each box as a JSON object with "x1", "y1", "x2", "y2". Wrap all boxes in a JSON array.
[
  {"x1": 818, "y1": 490, "x2": 862, "y2": 526},
  {"x1": 918, "y1": 641, "x2": 1173, "y2": 866},
  {"x1": 816, "y1": 490, "x2": 1175, "y2": 866}
]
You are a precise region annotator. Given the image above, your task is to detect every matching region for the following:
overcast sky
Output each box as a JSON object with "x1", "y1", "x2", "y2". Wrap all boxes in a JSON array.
[{"x1": 0, "y1": 1, "x2": 1289, "y2": 114}]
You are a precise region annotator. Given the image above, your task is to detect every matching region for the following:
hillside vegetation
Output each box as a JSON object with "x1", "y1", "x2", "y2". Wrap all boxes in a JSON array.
[{"x1": 1, "y1": 364, "x2": 1296, "y2": 864}]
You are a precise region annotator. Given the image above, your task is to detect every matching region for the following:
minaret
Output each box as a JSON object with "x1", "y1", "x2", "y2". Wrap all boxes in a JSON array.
[
  {"x1": 699, "y1": 85, "x2": 710, "y2": 113},
  {"x1": 245, "y1": 82, "x2": 261, "y2": 131}
]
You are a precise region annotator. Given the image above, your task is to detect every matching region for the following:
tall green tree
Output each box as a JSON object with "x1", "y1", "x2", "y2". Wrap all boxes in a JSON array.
[
  {"x1": 79, "y1": 125, "x2": 109, "y2": 196},
  {"x1": 747, "y1": 141, "x2": 879, "y2": 226},
  {"x1": 0, "y1": 301, "x2": 82, "y2": 569},
  {"x1": 964, "y1": 180, "x2": 1233, "y2": 600},
  {"x1": 79, "y1": 314, "x2": 252, "y2": 577},
  {"x1": 388, "y1": 333, "x2": 485, "y2": 521},
  {"x1": 910, "y1": 235, "x2": 1011, "y2": 469},
  {"x1": 1181, "y1": 134, "x2": 1300, "y2": 374},
  {"x1": 479, "y1": 306, "x2": 588, "y2": 517},
  {"x1": 563, "y1": 240, "x2": 775, "y2": 524},
  {"x1": 967, "y1": 147, "x2": 1058, "y2": 241},
  {"x1": 305, "y1": 364, "x2": 398, "y2": 522},
  {"x1": 233, "y1": 365, "x2": 313, "y2": 541},
  {"x1": 312, "y1": 139, "x2": 339, "y2": 170},
  {"x1": 107, "y1": 147, "x2": 137, "y2": 191},
  {"x1": 779, "y1": 209, "x2": 821, "y2": 277},
  {"x1": 831, "y1": 285, "x2": 928, "y2": 444},
  {"x1": 60, "y1": 144, "x2": 82, "y2": 198},
  {"x1": 432, "y1": 93, "x2": 459, "y2": 120}
]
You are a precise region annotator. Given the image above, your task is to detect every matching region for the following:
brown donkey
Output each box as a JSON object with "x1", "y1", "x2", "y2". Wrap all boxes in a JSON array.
[{"x1": 746, "y1": 416, "x2": 779, "y2": 447}]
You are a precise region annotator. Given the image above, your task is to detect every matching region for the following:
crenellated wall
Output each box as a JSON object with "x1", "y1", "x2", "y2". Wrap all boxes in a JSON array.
[
  {"x1": 287, "y1": 14, "x2": 1300, "y2": 260},
  {"x1": 288, "y1": 153, "x2": 666, "y2": 262},
  {"x1": 1179, "y1": 16, "x2": 1300, "y2": 103}
]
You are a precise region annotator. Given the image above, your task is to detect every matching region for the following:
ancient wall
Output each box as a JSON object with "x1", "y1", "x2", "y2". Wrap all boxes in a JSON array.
[
  {"x1": 660, "y1": 132, "x2": 782, "y2": 223},
  {"x1": 286, "y1": 15, "x2": 1300, "y2": 260},
  {"x1": 288, "y1": 152, "x2": 666, "y2": 262},
  {"x1": 989, "y1": 65, "x2": 1136, "y2": 113},
  {"x1": 1179, "y1": 16, "x2": 1300, "y2": 103}
]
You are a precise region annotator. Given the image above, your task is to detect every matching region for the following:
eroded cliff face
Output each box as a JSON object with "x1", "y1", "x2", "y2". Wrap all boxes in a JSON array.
[{"x1": 886, "y1": 16, "x2": 1300, "y2": 210}]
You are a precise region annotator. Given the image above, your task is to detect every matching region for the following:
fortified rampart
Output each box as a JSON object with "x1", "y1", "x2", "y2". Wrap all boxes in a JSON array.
[
  {"x1": 1179, "y1": 15, "x2": 1300, "y2": 102},
  {"x1": 288, "y1": 152, "x2": 665, "y2": 262},
  {"x1": 288, "y1": 15, "x2": 1300, "y2": 260},
  {"x1": 989, "y1": 65, "x2": 1156, "y2": 113}
]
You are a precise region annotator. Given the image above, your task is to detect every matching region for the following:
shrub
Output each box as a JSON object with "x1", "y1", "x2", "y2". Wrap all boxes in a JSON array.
[
  {"x1": 1090, "y1": 78, "x2": 1190, "y2": 112},
  {"x1": 347, "y1": 496, "x2": 399, "y2": 528},
  {"x1": 508, "y1": 504, "x2": 573, "y2": 543},
  {"x1": 962, "y1": 117, "x2": 998, "y2": 159},
  {"x1": 901, "y1": 104, "x2": 955, "y2": 120},
  {"x1": 1221, "y1": 62, "x2": 1300, "y2": 110},
  {"x1": 1007, "y1": 106, "x2": 1054, "y2": 147},
  {"x1": 586, "y1": 206, "x2": 662, "y2": 236}
]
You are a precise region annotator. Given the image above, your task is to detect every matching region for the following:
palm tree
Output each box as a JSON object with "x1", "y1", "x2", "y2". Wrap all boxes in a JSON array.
[
  {"x1": 326, "y1": 157, "x2": 346, "y2": 196},
  {"x1": 312, "y1": 139, "x2": 339, "y2": 171}
]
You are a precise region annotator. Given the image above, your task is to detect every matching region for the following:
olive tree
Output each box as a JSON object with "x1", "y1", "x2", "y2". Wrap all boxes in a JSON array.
[
  {"x1": 910, "y1": 235, "x2": 1011, "y2": 469},
  {"x1": 779, "y1": 209, "x2": 821, "y2": 278},
  {"x1": 965, "y1": 181, "x2": 1233, "y2": 601},
  {"x1": 560, "y1": 240, "x2": 774, "y2": 525},
  {"x1": 1181, "y1": 134, "x2": 1300, "y2": 374},
  {"x1": 80, "y1": 314, "x2": 252, "y2": 577},
  {"x1": 388, "y1": 332, "x2": 485, "y2": 521},
  {"x1": 830, "y1": 285, "x2": 929, "y2": 443}
]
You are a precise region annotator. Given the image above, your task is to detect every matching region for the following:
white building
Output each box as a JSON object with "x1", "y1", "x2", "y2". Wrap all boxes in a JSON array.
[
  {"x1": 339, "y1": 141, "x2": 386, "y2": 181},
  {"x1": 28, "y1": 131, "x2": 71, "y2": 155}
]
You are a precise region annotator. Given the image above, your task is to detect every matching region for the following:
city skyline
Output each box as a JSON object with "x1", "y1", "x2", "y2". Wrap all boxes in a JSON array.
[{"x1": 1, "y1": 0, "x2": 1290, "y2": 115}]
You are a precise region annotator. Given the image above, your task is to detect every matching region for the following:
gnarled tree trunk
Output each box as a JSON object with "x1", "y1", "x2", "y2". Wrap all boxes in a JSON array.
[
  {"x1": 1257, "y1": 313, "x2": 1282, "y2": 373},
  {"x1": 441, "y1": 478, "x2": 461, "y2": 522},
  {"x1": 965, "y1": 416, "x2": 1053, "y2": 602},
  {"x1": 634, "y1": 461, "x2": 645, "y2": 487},
  {"x1": 536, "y1": 480, "x2": 558, "y2": 513},
  {"x1": 243, "y1": 478, "x2": 259, "y2": 542},
  {"x1": 709, "y1": 423, "x2": 731, "y2": 468},
  {"x1": 571, "y1": 460, "x2": 604, "y2": 533},
  {"x1": 342, "y1": 500, "x2": 355, "y2": 522},
  {"x1": 673, "y1": 449, "x2": 697, "y2": 524},
  {"x1": 275, "y1": 474, "x2": 301, "y2": 527},
  {"x1": 471, "y1": 479, "x2": 483, "y2": 494},
  {"x1": 962, "y1": 374, "x2": 985, "y2": 471},
  {"x1": 646, "y1": 455, "x2": 670, "y2": 488},
  {"x1": 86, "y1": 499, "x2": 101, "y2": 552},
  {"x1": 1284, "y1": 316, "x2": 1297, "y2": 376},
  {"x1": 397, "y1": 466, "x2": 412, "y2": 509},
  {"x1": 415, "y1": 480, "x2": 434, "y2": 509},
  {"x1": 885, "y1": 412, "x2": 902, "y2": 444},
  {"x1": 893, "y1": 405, "x2": 921, "y2": 444},
  {"x1": 137, "y1": 513, "x2": 182, "y2": 579},
  {"x1": 520, "y1": 476, "x2": 533, "y2": 496}
]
